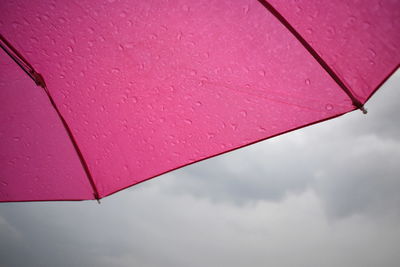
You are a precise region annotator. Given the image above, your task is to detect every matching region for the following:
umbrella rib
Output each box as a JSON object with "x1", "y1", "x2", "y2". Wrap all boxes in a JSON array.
[
  {"x1": 41, "y1": 86, "x2": 101, "y2": 202},
  {"x1": 0, "y1": 34, "x2": 101, "y2": 202},
  {"x1": 256, "y1": 0, "x2": 367, "y2": 114}
]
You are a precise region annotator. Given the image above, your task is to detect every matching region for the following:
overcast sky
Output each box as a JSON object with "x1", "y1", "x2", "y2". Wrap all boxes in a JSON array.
[{"x1": 1, "y1": 70, "x2": 399, "y2": 267}]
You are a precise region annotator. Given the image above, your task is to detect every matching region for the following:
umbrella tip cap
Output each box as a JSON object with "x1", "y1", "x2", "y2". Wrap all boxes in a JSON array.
[
  {"x1": 360, "y1": 106, "x2": 368, "y2": 114},
  {"x1": 93, "y1": 192, "x2": 101, "y2": 204}
]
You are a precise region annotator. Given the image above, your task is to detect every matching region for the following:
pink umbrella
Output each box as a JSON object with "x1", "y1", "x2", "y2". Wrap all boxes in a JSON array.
[{"x1": 0, "y1": 0, "x2": 399, "y2": 202}]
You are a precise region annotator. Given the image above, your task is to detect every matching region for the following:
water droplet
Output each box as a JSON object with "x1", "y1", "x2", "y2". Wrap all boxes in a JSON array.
[
  {"x1": 1, "y1": 181, "x2": 8, "y2": 186},
  {"x1": 243, "y1": 5, "x2": 249, "y2": 14},
  {"x1": 111, "y1": 68, "x2": 121, "y2": 74},
  {"x1": 58, "y1": 17, "x2": 67, "y2": 23},
  {"x1": 177, "y1": 31, "x2": 183, "y2": 40},
  {"x1": 182, "y1": 5, "x2": 190, "y2": 12},
  {"x1": 184, "y1": 119, "x2": 192, "y2": 125},
  {"x1": 12, "y1": 21, "x2": 22, "y2": 29},
  {"x1": 13, "y1": 137, "x2": 21, "y2": 141},
  {"x1": 326, "y1": 26, "x2": 336, "y2": 36},
  {"x1": 258, "y1": 126, "x2": 267, "y2": 132},
  {"x1": 87, "y1": 27, "x2": 95, "y2": 34},
  {"x1": 198, "y1": 76, "x2": 209, "y2": 87},
  {"x1": 206, "y1": 132, "x2": 216, "y2": 140},
  {"x1": 30, "y1": 37, "x2": 39, "y2": 43},
  {"x1": 125, "y1": 20, "x2": 133, "y2": 27},
  {"x1": 305, "y1": 79, "x2": 311, "y2": 85},
  {"x1": 345, "y1": 16, "x2": 356, "y2": 27},
  {"x1": 185, "y1": 41, "x2": 196, "y2": 48},
  {"x1": 366, "y1": 21, "x2": 376, "y2": 31},
  {"x1": 240, "y1": 110, "x2": 248, "y2": 117},
  {"x1": 258, "y1": 70, "x2": 266, "y2": 76},
  {"x1": 367, "y1": 48, "x2": 376, "y2": 57},
  {"x1": 168, "y1": 86, "x2": 176, "y2": 93},
  {"x1": 325, "y1": 104, "x2": 333, "y2": 111},
  {"x1": 195, "y1": 101, "x2": 202, "y2": 106}
]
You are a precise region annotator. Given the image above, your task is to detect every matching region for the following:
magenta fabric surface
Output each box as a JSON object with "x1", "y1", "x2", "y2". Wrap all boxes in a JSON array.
[
  {"x1": 0, "y1": 49, "x2": 93, "y2": 201},
  {"x1": 266, "y1": 0, "x2": 400, "y2": 103},
  {"x1": 0, "y1": 0, "x2": 399, "y2": 201}
]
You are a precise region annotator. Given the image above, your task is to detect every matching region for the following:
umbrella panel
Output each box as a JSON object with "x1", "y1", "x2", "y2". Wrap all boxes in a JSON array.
[
  {"x1": 266, "y1": 0, "x2": 400, "y2": 102},
  {"x1": 0, "y1": 49, "x2": 92, "y2": 201}
]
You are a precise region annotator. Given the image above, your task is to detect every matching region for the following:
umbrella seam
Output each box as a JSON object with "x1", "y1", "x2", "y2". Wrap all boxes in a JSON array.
[{"x1": 256, "y1": 0, "x2": 366, "y2": 113}]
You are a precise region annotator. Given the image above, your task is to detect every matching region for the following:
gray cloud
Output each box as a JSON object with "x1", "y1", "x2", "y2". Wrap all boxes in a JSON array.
[
  {"x1": 1, "y1": 186, "x2": 400, "y2": 267},
  {"x1": 312, "y1": 134, "x2": 400, "y2": 219},
  {"x1": 161, "y1": 141, "x2": 314, "y2": 205}
]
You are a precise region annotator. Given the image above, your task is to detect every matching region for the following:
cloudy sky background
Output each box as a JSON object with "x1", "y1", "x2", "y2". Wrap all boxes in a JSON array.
[{"x1": 1, "y1": 70, "x2": 399, "y2": 267}]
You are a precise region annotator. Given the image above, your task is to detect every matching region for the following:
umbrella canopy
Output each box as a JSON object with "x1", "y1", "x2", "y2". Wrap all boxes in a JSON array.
[{"x1": 0, "y1": 0, "x2": 399, "y2": 202}]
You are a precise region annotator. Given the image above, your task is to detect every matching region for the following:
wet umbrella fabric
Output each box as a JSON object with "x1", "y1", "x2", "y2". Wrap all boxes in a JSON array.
[{"x1": 0, "y1": 0, "x2": 399, "y2": 202}]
